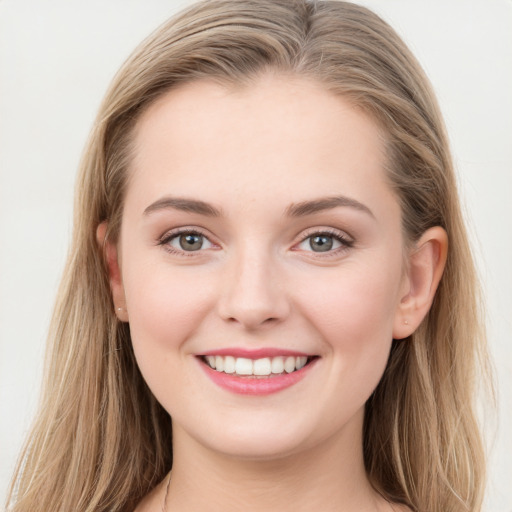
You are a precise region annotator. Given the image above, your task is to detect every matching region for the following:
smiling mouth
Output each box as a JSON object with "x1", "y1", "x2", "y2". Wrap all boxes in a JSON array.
[{"x1": 201, "y1": 355, "x2": 317, "y2": 378}]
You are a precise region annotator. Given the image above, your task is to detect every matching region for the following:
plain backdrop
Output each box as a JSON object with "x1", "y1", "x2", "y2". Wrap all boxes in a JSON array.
[{"x1": 1, "y1": 0, "x2": 511, "y2": 510}]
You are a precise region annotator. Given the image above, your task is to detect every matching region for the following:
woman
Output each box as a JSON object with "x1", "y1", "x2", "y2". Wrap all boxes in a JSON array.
[{"x1": 6, "y1": 1, "x2": 490, "y2": 511}]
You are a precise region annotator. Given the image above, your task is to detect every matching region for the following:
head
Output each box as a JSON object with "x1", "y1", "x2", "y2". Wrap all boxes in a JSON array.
[{"x1": 12, "y1": 1, "x2": 486, "y2": 511}]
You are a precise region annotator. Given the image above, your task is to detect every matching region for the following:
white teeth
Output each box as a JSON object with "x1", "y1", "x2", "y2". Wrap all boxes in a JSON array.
[
  {"x1": 235, "y1": 357, "x2": 253, "y2": 375},
  {"x1": 224, "y1": 355, "x2": 236, "y2": 374},
  {"x1": 205, "y1": 355, "x2": 310, "y2": 376},
  {"x1": 284, "y1": 356, "x2": 296, "y2": 373},
  {"x1": 271, "y1": 357, "x2": 284, "y2": 374},
  {"x1": 253, "y1": 357, "x2": 271, "y2": 376},
  {"x1": 296, "y1": 356, "x2": 307, "y2": 370}
]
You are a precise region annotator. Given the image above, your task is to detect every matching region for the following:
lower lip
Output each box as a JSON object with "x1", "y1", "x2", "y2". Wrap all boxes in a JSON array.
[{"x1": 198, "y1": 358, "x2": 318, "y2": 396}]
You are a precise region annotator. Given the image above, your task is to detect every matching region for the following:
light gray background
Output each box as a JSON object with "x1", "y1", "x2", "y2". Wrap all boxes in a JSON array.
[{"x1": 1, "y1": 1, "x2": 511, "y2": 510}]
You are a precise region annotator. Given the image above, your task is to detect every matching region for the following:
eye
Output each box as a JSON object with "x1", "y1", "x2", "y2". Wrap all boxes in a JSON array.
[
  {"x1": 161, "y1": 230, "x2": 214, "y2": 253},
  {"x1": 296, "y1": 230, "x2": 353, "y2": 254}
]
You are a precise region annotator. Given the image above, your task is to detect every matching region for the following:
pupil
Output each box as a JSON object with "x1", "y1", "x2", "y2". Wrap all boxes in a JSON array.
[
  {"x1": 180, "y1": 233, "x2": 202, "y2": 251},
  {"x1": 310, "y1": 235, "x2": 333, "y2": 252}
]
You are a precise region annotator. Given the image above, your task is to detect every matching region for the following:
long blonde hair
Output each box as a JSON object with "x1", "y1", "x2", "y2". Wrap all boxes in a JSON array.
[{"x1": 7, "y1": 1, "x2": 489, "y2": 511}]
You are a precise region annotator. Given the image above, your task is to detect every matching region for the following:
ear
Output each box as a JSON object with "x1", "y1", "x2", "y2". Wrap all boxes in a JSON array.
[
  {"x1": 393, "y1": 226, "x2": 448, "y2": 339},
  {"x1": 96, "y1": 222, "x2": 129, "y2": 322}
]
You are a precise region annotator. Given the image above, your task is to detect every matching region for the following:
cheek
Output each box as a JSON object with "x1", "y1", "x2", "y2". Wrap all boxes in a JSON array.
[
  {"x1": 122, "y1": 265, "x2": 220, "y2": 418},
  {"x1": 122, "y1": 261, "x2": 215, "y2": 374},
  {"x1": 296, "y1": 260, "x2": 402, "y2": 374}
]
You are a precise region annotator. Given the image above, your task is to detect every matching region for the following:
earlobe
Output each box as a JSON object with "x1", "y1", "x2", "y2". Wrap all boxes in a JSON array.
[
  {"x1": 96, "y1": 222, "x2": 129, "y2": 322},
  {"x1": 393, "y1": 226, "x2": 448, "y2": 339}
]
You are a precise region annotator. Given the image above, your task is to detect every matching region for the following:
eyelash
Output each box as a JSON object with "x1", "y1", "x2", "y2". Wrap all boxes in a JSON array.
[
  {"x1": 157, "y1": 227, "x2": 354, "y2": 257},
  {"x1": 295, "y1": 228, "x2": 354, "y2": 258},
  {"x1": 158, "y1": 227, "x2": 215, "y2": 257}
]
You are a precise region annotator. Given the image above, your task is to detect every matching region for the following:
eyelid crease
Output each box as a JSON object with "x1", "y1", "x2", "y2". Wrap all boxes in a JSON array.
[
  {"x1": 297, "y1": 227, "x2": 354, "y2": 245},
  {"x1": 158, "y1": 226, "x2": 206, "y2": 242}
]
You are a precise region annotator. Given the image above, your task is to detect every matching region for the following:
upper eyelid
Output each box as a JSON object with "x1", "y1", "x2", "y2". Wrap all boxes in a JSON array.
[
  {"x1": 159, "y1": 226, "x2": 212, "y2": 242},
  {"x1": 296, "y1": 227, "x2": 353, "y2": 243},
  {"x1": 158, "y1": 227, "x2": 218, "y2": 256},
  {"x1": 292, "y1": 228, "x2": 355, "y2": 256},
  {"x1": 157, "y1": 226, "x2": 354, "y2": 249}
]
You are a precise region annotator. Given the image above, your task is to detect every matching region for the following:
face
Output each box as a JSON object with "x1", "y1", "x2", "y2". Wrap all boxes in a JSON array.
[{"x1": 112, "y1": 76, "x2": 410, "y2": 460}]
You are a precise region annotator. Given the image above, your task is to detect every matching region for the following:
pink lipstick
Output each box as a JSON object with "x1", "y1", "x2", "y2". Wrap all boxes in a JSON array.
[{"x1": 197, "y1": 349, "x2": 318, "y2": 395}]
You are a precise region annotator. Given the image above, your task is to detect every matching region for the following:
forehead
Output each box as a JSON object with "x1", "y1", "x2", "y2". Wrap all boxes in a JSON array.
[{"x1": 126, "y1": 75, "x2": 396, "y2": 218}]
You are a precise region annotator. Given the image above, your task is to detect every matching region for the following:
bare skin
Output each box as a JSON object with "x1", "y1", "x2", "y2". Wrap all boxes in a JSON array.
[
  {"x1": 102, "y1": 75, "x2": 445, "y2": 512},
  {"x1": 135, "y1": 419, "x2": 410, "y2": 512}
]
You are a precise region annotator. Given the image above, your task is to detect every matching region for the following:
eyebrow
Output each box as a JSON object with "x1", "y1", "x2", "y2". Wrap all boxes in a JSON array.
[
  {"x1": 143, "y1": 197, "x2": 222, "y2": 217},
  {"x1": 143, "y1": 194, "x2": 374, "y2": 219},
  {"x1": 285, "y1": 196, "x2": 375, "y2": 218}
]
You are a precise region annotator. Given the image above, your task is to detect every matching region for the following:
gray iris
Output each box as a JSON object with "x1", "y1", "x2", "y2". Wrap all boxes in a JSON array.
[
  {"x1": 310, "y1": 235, "x2": 333, "y2": 252},
  {"x1": 180, "y1": 233, "x2": 203, "y2": 251}
]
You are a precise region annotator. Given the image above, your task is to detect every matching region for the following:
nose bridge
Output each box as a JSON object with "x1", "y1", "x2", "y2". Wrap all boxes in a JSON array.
[{"x1": 218, "y1": 241, "x2": 289, "y2": 329}]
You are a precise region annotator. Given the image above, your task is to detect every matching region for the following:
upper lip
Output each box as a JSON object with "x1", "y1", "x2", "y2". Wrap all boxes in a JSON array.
[{"x1": 198, "y1": 348, "x2": 315, "y2": 359}]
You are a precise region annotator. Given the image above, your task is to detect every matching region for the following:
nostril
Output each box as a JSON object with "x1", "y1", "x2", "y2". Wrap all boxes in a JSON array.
[
  {"x1": 226, "y1": 315, "x2": 281, "y2": 329},
  {"x1": 216, "y1": 277, "x2": 291, "y2": 329}
]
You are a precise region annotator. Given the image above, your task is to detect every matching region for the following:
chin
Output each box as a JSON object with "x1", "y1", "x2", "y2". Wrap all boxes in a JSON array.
[
  {"x1": 202, "y1": 432, "x2": 310, "y2": 461},
  {"x1": 175, "y1": 406, "x2": 361, "y2": 463},
  {"x1": 172, "y1": 410, "x2": 313, "y2": 460}
]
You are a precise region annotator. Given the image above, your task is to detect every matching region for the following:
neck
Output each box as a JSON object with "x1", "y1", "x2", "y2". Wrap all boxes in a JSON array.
[{"x1": 163, "y1": 412, "x2": 392, "y2": 512}]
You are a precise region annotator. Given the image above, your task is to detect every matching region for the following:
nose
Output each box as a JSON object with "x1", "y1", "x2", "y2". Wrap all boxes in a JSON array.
[{"x1": 216, "y1": 247, "x2": 290, "y2": 330}]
